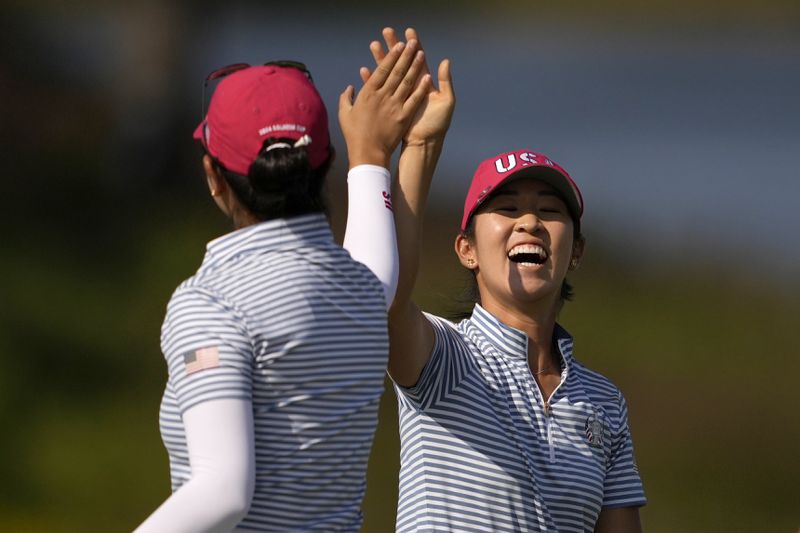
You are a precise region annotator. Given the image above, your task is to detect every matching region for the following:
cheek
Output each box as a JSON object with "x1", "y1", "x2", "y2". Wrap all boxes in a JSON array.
[
  {"x1": 473, "y1": 223, "x2": 509, "y2": 259},
  {"x1": 549, "y1": 225, "x2": 575, "y2": 261}
]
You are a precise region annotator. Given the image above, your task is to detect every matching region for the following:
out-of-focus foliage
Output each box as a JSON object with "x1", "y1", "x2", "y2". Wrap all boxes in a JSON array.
[{"x1": 2, "y1": 199, "x2": 798, "y2": 532}]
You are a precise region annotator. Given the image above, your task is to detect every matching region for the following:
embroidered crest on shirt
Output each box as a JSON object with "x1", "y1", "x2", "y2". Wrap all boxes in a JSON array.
[
  {"x1": 585, "y1": 408, "x2": 605, "y2": 448},
  {"x1": 184, "y1": 346, "x2": 220, "y2": 375}
]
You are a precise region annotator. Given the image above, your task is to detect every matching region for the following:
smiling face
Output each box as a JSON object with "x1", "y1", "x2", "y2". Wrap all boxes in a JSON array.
[{"x1": 455, "y1": 177, "x2": 584, "y2": 317}]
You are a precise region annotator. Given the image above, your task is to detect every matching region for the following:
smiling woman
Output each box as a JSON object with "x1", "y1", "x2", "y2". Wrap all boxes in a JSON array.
[
  {"x1": 360, "y1": 25, "x2": 644, "y2": 533},
  {"x1": 388, "y1": 147, "x2": 646, "y2": 533},
  {"x1": 456, "y1": 153, "x2": 586, "y2": 313}
]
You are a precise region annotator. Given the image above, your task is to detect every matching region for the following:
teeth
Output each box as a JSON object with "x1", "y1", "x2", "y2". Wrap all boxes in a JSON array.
[
  {"x1": 508, "y1": 244, "x2": 547, "y2": 265},
  {"x1": 508, "y1": 244, "x2": 547, "y2": 258}
]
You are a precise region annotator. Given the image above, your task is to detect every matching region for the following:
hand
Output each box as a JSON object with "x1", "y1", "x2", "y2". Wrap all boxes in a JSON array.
[
  {"x1": 361, "y1": 27, "x2": 455, "y2": 146},
  {"x1": 338, "y1": 40, "x2": 431, "y2": 169}
]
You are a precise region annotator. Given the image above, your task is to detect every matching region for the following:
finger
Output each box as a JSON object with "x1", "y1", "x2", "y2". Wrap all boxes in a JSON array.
[
  {"x1": 369, "y1": 40, "x2": 386, "y2": 66},
  {"x1": 393, "y1": 50, "x2": 426, "y2": 101},
  {"x1": 367, "y1": 41, "x2": 405, "y2": 89},
  {"x1": 381, "y1": 39, "x2": 419, "y2": 93},
  {"x1": 401, "y1": 73, "x2": 431, "y2": 116},
  {"x1": 382, "y1": 27, "x2": 401, "y2": 52},
  {"x1": 405, "y1": 27, "x2": 432, "y2": 88},
  {"x1": 359, "y1": 66, "x2": 371, "y2": 84},
  {"x1": 405, "y1": 28, "x2": 424, "y2": 58}
]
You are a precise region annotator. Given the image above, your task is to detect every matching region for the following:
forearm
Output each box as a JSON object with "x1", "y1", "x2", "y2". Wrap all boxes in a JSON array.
[
  {"x1": 343, "y1": 164, "x2": 399, "y2": 308},
  {"x1": 392, "y1": 138, "x2": 444, "y2": 308},
  {"x1": 135, "y1": 399, "x2": 255, "y2": 533}
]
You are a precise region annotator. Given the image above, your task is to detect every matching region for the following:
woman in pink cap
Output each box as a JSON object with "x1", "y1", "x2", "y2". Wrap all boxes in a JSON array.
[
  {"x1": 364, "y1": 28, "x2": 646, "y2": 533},
  {"x1": 137, "y1": 41, "x2": 434, "y2": 532}
]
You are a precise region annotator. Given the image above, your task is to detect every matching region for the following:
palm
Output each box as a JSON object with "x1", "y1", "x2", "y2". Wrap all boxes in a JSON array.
[{"x1": 405, "y1": 87, "x2": 453, "y2": 144}]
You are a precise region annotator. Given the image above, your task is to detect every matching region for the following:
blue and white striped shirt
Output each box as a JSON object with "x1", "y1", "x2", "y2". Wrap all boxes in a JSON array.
[
  {"x1": 158, "y1": 213, "x2": 389, "y2": 532},
  {"x1": 394, "y1": 304, "x2": 646, "y2": 532}
]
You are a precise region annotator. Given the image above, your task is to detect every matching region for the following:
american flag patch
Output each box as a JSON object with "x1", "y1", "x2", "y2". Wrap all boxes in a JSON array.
[{"x1": 184, "y1": 346, "x2": 220, "y2": 375}]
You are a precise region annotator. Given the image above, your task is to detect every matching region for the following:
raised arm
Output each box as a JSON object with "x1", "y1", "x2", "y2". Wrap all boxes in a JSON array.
[
  {"x1": 362, "y1": 28, "x2": 455, "y2": 386},
  {"x1": 339, "y1": 39, "x2": 430, "y2": 308}
]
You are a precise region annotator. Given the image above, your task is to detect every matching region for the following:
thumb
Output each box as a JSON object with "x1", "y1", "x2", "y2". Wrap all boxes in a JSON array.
[
  {"x1": 437, "y1": 59, "x2": 454, "y2": 98},
  {"x1": 338, "y1": 85, "x2": 354, "y2": 114}
]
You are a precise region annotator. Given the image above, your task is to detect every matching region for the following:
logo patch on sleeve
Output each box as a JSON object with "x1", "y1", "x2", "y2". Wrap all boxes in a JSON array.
[{"x1": 184, "y1": 346, "x2": 220, "y2": 375}]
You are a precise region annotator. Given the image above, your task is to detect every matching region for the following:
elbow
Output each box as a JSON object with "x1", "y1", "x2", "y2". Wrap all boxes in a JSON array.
[
  {"x1": 223, "y1": 494, "x2": 252, "y2": 524},
  {"x1": 218, "y1": 474, "x2": 255, "y2": 523},
  {"x1": 200, "y1": 469, "x2": 254, "y2": 526}
]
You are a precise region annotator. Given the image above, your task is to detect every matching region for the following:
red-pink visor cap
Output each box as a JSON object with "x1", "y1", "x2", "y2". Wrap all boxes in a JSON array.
[
  {"x1": 193, "y1": 65, "x2": 330, "y2": 175},
  {"x1": 461, "y1": 150, "x2": 584, "y2": 232}
]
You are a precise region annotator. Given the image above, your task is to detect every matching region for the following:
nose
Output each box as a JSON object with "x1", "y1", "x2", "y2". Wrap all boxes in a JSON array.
[{"x1": 514, "y1": 212, "x2": 541, "y2": 234}]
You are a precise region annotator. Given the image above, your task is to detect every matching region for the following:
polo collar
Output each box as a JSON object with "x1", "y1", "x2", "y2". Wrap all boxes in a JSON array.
[
  {"x1": 469, "y1": 304, "x2": 574, "y2": 367},
  {"x1": 201, "y1": 213, "x2": 333, "y2": 270}
]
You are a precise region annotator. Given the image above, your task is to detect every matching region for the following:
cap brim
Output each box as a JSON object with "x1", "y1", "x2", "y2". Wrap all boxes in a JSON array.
[{"x1": 192, "y1": 121, "x2": 205, "y2": 141}]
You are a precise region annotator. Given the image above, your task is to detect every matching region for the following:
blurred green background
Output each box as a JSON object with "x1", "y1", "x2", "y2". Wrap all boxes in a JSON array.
[{"x1": 2, "y1": 1, "x2": 798, "y2": 532}]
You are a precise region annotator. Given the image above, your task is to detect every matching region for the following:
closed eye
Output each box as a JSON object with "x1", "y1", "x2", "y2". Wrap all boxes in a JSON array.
[{"x1": 539, "y1": 209, "x2": 565, "y2": 216}]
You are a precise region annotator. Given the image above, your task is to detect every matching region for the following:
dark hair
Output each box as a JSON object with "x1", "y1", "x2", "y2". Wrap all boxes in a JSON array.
[
  {"x1": 448, "y1": 215, "x2": 578, "y2": 321},
  {"x1": 208, "y1": 137, "x2": 333, "y2": 221}
]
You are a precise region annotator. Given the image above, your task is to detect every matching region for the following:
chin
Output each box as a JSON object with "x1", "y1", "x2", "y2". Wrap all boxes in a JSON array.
[{"x1": 506, "y1": 282, "x2": 561, "y2": 305}]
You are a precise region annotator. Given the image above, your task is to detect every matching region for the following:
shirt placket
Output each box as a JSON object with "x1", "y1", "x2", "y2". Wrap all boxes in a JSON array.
[{"x1": 508, "y1": 330, "x2": 569, "y2": 466}]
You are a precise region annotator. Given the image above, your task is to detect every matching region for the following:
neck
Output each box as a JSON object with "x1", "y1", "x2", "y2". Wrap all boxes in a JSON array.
[
  {"x1": 231, "y1": 206, "x2": 261, "y2": 230},
  {"x1": 480, "y1": 297, "x2": 562, "y2": 374}
]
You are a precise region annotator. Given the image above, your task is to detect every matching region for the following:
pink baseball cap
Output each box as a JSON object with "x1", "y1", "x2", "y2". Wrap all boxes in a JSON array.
[
  {"x1": 193, "y1": 64, "x2": 330, "y2": 175},
  {"x1": 461, "y1": 150, "x2": 584, "y2": 232}
]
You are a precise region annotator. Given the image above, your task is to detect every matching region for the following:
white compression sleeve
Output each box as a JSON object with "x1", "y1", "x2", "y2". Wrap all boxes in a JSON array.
[
  {"x1": 342, "y1": 164, "x2": 399, "y2": 309},
  {"x1": 135, "y1": 399, "x2": 255, "y2": 533}
]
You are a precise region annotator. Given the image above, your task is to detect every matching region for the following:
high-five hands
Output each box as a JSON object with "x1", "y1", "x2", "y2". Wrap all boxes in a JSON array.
[
  {"x1": 339, "y1": 40, "x2": 430, "y2": 169},
  {"x1": 361, "y1": 27, "x2": 455, "y2": 147}
]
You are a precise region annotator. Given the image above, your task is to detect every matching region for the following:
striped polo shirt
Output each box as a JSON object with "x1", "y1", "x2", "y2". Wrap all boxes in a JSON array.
[
  {"x1": 158, "y1": 213, "x2": 389, "y2": 532},
  {"x1": 394, "y1": 304, "x2": 646, "y2": 532}
]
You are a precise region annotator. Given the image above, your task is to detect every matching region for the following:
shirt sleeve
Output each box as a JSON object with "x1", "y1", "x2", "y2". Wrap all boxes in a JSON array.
[
  {"x1": 161, "y1": 286, "x2": 253, "y2": 414},
  {"x1": 135, "y1": 398, "x2": 255, "y2": 532},
  {"x1": 393, "y1": 313, "x2": 476, "y2": 410},
  {"x1": 342, "y1": 164, "x2": 399, "y2": 310},
  {"x1": 603, "y1": 391, "x2": 647, "y2": 508}
]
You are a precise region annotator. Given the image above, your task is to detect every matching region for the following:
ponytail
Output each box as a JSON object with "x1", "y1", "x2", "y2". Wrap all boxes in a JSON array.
[{"x1": 213, "y1": 137, "x2": 332, "y2": 221}]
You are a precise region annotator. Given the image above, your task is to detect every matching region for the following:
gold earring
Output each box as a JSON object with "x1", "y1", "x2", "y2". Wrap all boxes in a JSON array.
[
  {"x1": 569, "y1": 258, "x2": 579, "y2": 270},
  {"x1": 467, "y1": 258, "x2": 475, "y2": 267}
]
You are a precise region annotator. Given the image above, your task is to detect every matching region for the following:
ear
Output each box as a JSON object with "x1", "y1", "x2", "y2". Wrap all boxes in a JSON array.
[
  {"x1": 569, "y1": 234, "x2": 586, "y2": 270},
  {"x1": 202, "y1": 155, "x2": 231, "y2": 216},
  {"x1": 455, "y1": 233, "x2": 478, "y2": 270}
]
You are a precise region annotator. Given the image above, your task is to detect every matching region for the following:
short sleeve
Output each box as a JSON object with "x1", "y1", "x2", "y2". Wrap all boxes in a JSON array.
[
  {"x1": 161, "y1": 286, "x2": 253, "y2": 414},
  {"x1": 393, "y1": 313, "x2": 476, "y2": 410},
  {"x1": 603, "y1": 391, "x2": 647, "y2": 508}
]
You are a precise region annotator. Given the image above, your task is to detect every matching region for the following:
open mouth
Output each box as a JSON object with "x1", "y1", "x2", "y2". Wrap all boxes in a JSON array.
[{"x1": 508, "y1": 244, "x2": 548, "y2": 265}]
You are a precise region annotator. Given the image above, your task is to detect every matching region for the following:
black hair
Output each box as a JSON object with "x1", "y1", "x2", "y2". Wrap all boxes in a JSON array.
[
  {"x1": 208, "y1": 137, "x2": 333, "y2": 221},
  {"x1": 448, "y1": 214, "x2": 578, "y2": 321}
]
